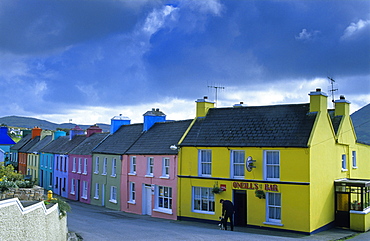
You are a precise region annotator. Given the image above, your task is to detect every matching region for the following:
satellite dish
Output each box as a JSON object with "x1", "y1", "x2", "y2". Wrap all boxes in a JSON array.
[{"x1": 246, "y1": 156, "x2": 256, "y2": 172}]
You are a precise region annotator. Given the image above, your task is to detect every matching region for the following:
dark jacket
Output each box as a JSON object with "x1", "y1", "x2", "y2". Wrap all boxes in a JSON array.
[{"x1": 222, "y1": 200, "x2": 234, "y2": 215}]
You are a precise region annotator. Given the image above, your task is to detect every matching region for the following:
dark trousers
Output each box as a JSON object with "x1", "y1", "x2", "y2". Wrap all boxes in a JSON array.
[{"x1": 223, "y1": 213, "x2": 234, "y2": 231}]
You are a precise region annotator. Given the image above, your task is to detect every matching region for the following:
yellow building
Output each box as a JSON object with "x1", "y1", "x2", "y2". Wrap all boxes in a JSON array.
[{"x1": 177, "y1": 89, "x2": 370, "y2": 234}]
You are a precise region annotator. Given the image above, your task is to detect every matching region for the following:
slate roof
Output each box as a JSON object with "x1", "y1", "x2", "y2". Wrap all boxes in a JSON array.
[
  {"x1": 126, "y1": 120, "x2": 192, "y2": 155},
  {"x1": 40, "y1": 135, "x2": 87, "y2": 154},
  {"x1": 10, "y1": 134, "x2": 32, "y2": 151},
  {"x1": 93, "y1": 124, "x2": 143, "y2": 155},
  {"x1": 180, "y1": 103, "x2": 317, "y2": 148},
  {"x1": 19, "y1": 136, "x2": 40, "y2": 153},
  {"x1": 69, "y1": 133, "x2": 109, "y2": 155},
  {"x1": 328, "y1": 110, "x2": 343, "y2": 135},
  {"x1": 27, "y1": 135, "x2": 53, "y2": 153}
]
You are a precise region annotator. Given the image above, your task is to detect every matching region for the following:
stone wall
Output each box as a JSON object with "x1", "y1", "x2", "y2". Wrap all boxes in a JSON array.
[
  {"x1": 0, "y1": 198, "x2": 67, "y2": 241},
  {"x1": 0, "y1": 186, "x2": 45, "y2": 201}
]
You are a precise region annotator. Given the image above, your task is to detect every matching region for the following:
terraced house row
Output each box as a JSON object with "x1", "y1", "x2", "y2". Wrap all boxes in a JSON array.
[{"x1": 5, "y1": 88, "x2": 370, "y2": 234}]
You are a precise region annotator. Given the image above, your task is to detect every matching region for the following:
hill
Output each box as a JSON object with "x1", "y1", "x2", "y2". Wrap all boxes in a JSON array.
[
  {"x1": 0, "y1": 116, "x2": 110, "y2": 133},
  {"x1": 351, "y1": 104, "x2": 370, "y2": 144}
]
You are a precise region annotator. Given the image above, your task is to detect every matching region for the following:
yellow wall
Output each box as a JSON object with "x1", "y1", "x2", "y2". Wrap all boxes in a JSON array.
[{"x1": 350, "y1": 211, "x2": 370, "y2": 232}]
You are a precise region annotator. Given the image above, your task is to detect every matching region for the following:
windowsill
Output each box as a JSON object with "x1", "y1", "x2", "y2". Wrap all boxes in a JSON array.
[
  {"x1": 192, "y1": 210, "x2": 215, "y2": 215},
  {"x1": 102, "y1": 173, "x2": 107, "y2": 176},
  {"x1": 145, "y1": 174, "x2": 154, "y2": 178},
  {"x1": 81, "y1": 196, "x2": 87, "y2": 200},
  {"x1": 83, "y1": 172, "x2": 87, "y2": 175},
  {"x1": 153, "y1": 208, "x2": 173, "y2": 215},
  {"x1": 263, "y1": 221, "x2": 283, "y2": 227},
  {"x1": 350, "y1": 208, "x2": 370, "y2": 214},
  {"x1": 127, "y1": 200, "x2": 136, "y2": 205},
  {"x1": 342, "y1": 169, "x2": 348, "y2": 172},
  {"x1": 109, "y1": 199, "x2": 117, "y2": 204},
  {"x1": 70, "y1": 192, "x2": 75, "y2": 195},
  {"x1": 352, "y1": 166, "x2": 358, "y2": 169},
  {"x1": 77, "y1": 172, "x2": 81, "y2": 174},
  {"x1": 128, "y1": 173, "x2": 136, "y2": 176},
  {"x1": 159, "y1": 176, "x2": 169, "y2": 179},
  {"x1": 94, "y1": 172, "x2": 99, "y2": 175},
  {"x1": 94, "y1": 196, "x2": 99, "y2": 200},
  {"x1": 110, "y1": 174, "x2": 117, "y2": 178}
]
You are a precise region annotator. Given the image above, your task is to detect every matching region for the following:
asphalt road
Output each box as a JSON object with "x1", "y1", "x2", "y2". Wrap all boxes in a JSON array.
[{"x1": 67, "y1": 200, "x2": 358, "y2": 241}]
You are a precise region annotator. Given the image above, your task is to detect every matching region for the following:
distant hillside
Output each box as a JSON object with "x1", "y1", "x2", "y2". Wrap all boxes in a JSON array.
[
  {"x1": 351, "y1": 104, "x2": 370, "y2": 144},
  {"x1": 0, "y1": 116, "x2": 110, "y2": 133}
]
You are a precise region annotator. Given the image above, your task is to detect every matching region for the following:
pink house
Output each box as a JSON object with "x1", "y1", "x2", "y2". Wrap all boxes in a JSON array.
[
  {"x1": 68, "y1": 125, "x2": 108, "y2": 203},
  {"x1": 121, "y1": 109, "x2": 191, "y2": 220}
]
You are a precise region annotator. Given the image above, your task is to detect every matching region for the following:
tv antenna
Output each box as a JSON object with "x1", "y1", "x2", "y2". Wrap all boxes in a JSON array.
[
  {"x1": 208, "y1": 85, "x2": 225, "y2": 107},
  {"x1": 328, "y1": 77, "x2": 338, "y2": 106}
]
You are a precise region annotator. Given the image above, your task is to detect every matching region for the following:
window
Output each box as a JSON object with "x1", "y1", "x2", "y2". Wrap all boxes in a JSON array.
[
  {"x1": 78, "y1": 158, "x2": 82, "y2": 173},
  {"x1": 162, "y1": 158, "x2": 170, "y2": 177},
  {"x1": 56, "y1": 157, "x2": 59, "y2": 170},
  {"x1": 110, "y1": 186, "x2": 117, "y2": 203},
  {"x1": 130, "y1": 157, "x2": 136, "y2": 175},
  {"x1": 264, "y1": 150, "x2": 280, "y2": 181},
  {"x1": 352, "y1": 151, "x2": 357, "y2": 168},
  {"x1": 83, "y1": 158, "x2": 88, "y2": 174},
  {"x1": 265, "y1": 192, "x2": 282, "y2": 224},
  {"x1": 102, "y1": 158, "x2": 107, "y2": 175},
  {"x1": 199, "y1": 150, "x2": 212, "y2": 176},
  {"x1": 72, "y1": 158, "x2": 76, "y2": 173},
  {"x1": 94, "y1": 157, "x2": 99, "y2": 174},
  {"x1": 64, "y1": 156, "x2": 67, "y2": 172},
  {"x1": 94, "y1": 183, "x2": 99, "y2": 199},
  {"x1": 82, "y1": 181, "x2": 88, "y2": 199},
  {"x1": 70, "y1": 179, "x2": 75, "y2": 195},
  {"x1": 129, "y1": 182, "x2": 135, "y2": 204},
  {"x1": 111, "y1": 158, "x2": 117, "y2": 177},
  {"x1": 342, "y1": 154, "x2": 347, "y2": 171},
  {"x1": 231, "y1": 150, "x2": 245, "y2": 178},
  {"x1": 147, "y1": 157, "x2": 154, "y2": 176},
  {"x1": 192, "y1": 187, "x2": 215, "y2": 213},
  {"x1": 155, "y1": 186, "x2": 172, "y2": 213}
]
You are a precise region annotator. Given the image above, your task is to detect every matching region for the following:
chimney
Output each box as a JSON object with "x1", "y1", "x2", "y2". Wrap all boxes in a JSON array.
[
  {"x1": 110, "y1": 114, "x2": 131, "y2": 134},
  {"x1": 53, "y1": 130, "x2": 66, "y2": 140},
  {"x1": 196, "y1": 96, "x2": 215, "y2": 117},
  {"x1": 309, "y1": 88, "x2": 328, "y2": 113},
  {"x1": 87, "y1": 124, "x2": 103, "y2": 137},
  {"x1": 69, "y1": 125, "x2": 85, "y2": 140},
  {"x1": 233, "y1": 102, "x2": 247, "y2": 108},
  {"x1": 40, "y1": 130, "x2": 52, "y2": 140},
  {"x1": 31, "y1": 126, "x2": 42, "y2": 139},
  {"x1": 334, "y1": 95, "x2": 351, "y2": 116},
  {"x1": 143, "y1": 108, "x2": 166, "y2": 131}
]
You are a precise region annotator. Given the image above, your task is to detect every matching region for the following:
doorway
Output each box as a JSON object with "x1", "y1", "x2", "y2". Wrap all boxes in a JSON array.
[
  {"x1": 233, "y1": 190, "x2": 247, "y2": 226},
  {"x1": 143, "y1": 184, "x2": 152, "y2": 215},
  {"x1": 335, "y1": 192, "x2": 350, "y2": 228}
]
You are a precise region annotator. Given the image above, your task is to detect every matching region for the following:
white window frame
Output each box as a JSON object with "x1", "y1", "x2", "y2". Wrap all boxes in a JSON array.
[
  {"x1": 70, "y1": 179, "x2": 75, "y2": 195},
  {"x1": 231, "y1": 150, "x2": 245, "y2": 179},
  {"x1": 192, "y1": 186, "x2": 215, "y2": 214},
  {"x1": 72, "y1": 158, "x2": 76, "y2": 173},
  {"x1": 77, "y1": 158, "x2": 82, "y2": 174},
  {"x1": 83, "y1": 158, "x2": 88, "y2": 175},
  {"x1": 111, "y1": 158, "x2": 117, "y2": 177},
  {"x1": 352, "y1": 151, "x2": 357, "y2": 168},
  {"x1": 146, "y1": 157, "x2": 154, "y2": 177},
  {"x1": 109, "y1": 186, "x2": 117, "y2": 203},
  {"x1": 264, "y1": 192, "x2": 282, "y2": 226},
  {"x1": 154, "y1": 185, "x2": 173, "y2": 214},
  {"x1": 264, "y1": 150, "x2": 280, "y2": 181},
  {"x1": 94, "y1": 183, "x2": 99, "y2": 199},
  {"x1": 94, "y1": 157, "x2": 99, "y2": 174},
  {"x1": 82, "y1": 181, "x2": 88, "y2": 199},
  {"x1": 129, "y1": 156, "x2": 136, "y2": 175},
  {"x1": 342, "y1": 154, "x2": 347, "y2": 171},
  {"x1": 198, "y1": 150, "x2": 212, "y2": 176},
  {"x1": 128, "y1": 182, "x2": 136, "y2": 204},
  {"x1": 161, "y1": 158, "x2": 170, "y2": 178},
  {"x1": 102, "y1": 158, "x2": 107, "y2": 175}
]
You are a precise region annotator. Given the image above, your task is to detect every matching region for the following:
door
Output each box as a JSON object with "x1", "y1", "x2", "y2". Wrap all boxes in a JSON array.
[
  {"x1": 102, "y1": 184, "x2": 105, "y2": 206},
  {"x1": 335, "y1": 192, "x2": 350, "y2": 228},
  {"x1": 233, "y1": 190, "x2": 247, "y2": 226},
  {"x1": 76, "y1": 180, "x2": 80, "y2": 201},
  {"x1": 143, "y1": 185, "x2": 152, "y2": 215}
]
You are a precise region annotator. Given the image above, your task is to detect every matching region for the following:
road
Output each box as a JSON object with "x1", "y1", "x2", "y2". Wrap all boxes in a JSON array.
[{"x1": 67, "y1": 200, "x2": 358, "y2": 241}]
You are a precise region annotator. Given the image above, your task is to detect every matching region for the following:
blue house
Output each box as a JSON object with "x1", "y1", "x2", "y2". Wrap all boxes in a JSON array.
[{"x1": 0, "y1": 126, "x2": 16, "y2": 165}]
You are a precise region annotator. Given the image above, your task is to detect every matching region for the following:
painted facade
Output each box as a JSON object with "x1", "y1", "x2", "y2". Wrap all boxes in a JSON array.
[
  {"x1": 177, "y1": 90, "x2": 370, "y2": 234},
  {"x1": 0, "y1": 126, "x2": 16, "y2": 165}
]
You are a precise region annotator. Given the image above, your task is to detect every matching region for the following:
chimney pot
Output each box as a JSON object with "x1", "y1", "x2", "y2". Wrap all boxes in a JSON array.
[
  {"x1": 156, "y1": 108, "x2": 159, "y2": 112},
  {"x1": 316, "y1": 88, "x2": 321, "y2": 92},
  {"x1": 204, "y1": 96, "x2": 208, "y2": 99},
  {"x1": 340, "y1": 95, "x2": 345, "y2": 100},
  {"x1": 152, "y1": 108, "x2": 155, "y2": 111},
  {"x1": 240, "y1": 102, "x2": 244, "y2": 104}
]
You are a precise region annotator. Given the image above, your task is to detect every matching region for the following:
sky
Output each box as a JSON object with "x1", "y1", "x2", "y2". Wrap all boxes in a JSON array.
[{"x1": 1, "y1": 0, "x2": 369, "y2": 125}]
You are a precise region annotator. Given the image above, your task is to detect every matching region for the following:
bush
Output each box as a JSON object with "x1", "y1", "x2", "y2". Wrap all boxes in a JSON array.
[
  {"x1": 0, "y1": 165, "x2": 23, "y2": 181},
  {"x1": 44, "y1": 197, "x2": 71, "y2": 219},
  {"x1": 0, "y1": 176, "x2": 18, "y2": 192}
]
